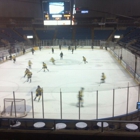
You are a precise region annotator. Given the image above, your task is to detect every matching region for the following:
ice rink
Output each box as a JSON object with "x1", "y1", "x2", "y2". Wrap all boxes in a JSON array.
[{"x1": 0, "y1": 48, "x2": 139, "y2": 120}]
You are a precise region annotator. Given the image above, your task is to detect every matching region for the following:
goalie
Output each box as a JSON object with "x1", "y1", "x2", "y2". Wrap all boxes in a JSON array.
[{"x1": 34, "y1": 85, "x2": 43, "y2": 102}]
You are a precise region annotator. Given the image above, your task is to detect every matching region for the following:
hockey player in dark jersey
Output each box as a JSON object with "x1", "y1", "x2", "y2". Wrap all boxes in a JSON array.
[
  {"x1": 39, "y1": 46, "x2": 42, "y2": 51},
  {"x1": 72, "y1": 48, "x2": 74, "y2": 54},
  {"x1": 31, "y1": 48, "x2": 35, "y2": 55},
  {"x1": 60, "y1": 52, "x2": 63, "y2": 59},
  {"x1": 34, "y1": 85, "x2": 43, "y2": 102},
  {"x1": 23, "y1": 48, "x2": 25, "y2": 54},
  {"x1": 52, "y1": 48, "x2": 54, "y2": 54}
]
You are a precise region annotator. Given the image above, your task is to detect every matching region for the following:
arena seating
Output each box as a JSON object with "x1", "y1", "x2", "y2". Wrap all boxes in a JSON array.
[
  {"x1": 94, "y1": 30, "x2": 112, "y2": 40},
  {"x1": 3, "y1": 28, "x2": 24, "y2": 42},
  {"x1": 14, "y1": 28, "x2": 34, "y2": 36},
  {"x1": 114, "y1": 29, "x2": 125, "y2": 36},
  {"x1": 36, "y1": 29, "x2": 55, "y2": 40},
  {"x1": 75, "y1": 27, "x2": 92, "y2": 39},
  {"x1": 0, "y1": 28, "x2": 26, "y2": 44},
  {"x1": 0, "y1": 41, "x2": 5, "y2": 47},
  {"x1": 119, "y1": 28, "x2": 140, "y2": 50},
  {"x1": 0, "y1": 28, "x2": 15, "y2": 43},
  {"x1": 56, "y1": 26, "x2": 72, "y2": 39}
]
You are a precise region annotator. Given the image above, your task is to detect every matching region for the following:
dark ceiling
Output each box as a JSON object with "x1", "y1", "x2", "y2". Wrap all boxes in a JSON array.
[{"x1": 0, "y1": 0, "x2": 140, "y2": 28}]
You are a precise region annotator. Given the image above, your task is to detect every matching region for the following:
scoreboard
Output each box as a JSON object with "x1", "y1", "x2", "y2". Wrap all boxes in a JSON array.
[{"x1": 42, "y1": 1, "x2": 72, "y2": 25}]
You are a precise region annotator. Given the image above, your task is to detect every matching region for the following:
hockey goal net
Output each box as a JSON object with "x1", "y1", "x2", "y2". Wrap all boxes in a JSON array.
[{"x1": 1, "y1": 98, "x2": 27, "y2": 117}]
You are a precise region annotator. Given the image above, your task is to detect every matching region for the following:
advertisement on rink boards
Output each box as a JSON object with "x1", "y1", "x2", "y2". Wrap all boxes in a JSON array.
[
  {"x1": 33, "y1": 47, "x2": 39, "y2": 50},
  {"x1": 33, "y1": 46, "x2": 53, "y2": 49},
  {"x1": 31, "y1": 46, "x2": 48, "y2": 50},
  {"x1": 43, "y1": 46, "x2": 51, "y2": 49}
]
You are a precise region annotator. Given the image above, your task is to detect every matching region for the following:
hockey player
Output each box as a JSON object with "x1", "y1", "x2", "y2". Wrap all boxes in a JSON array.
[
  {"x1": 9, "y1": 55, "x2": 12, "y2": 60},
  {"x1": 28, "y1": 60, "x2": 32, "y2": 69},
  {"x1": 50, "y1": 57, "x2": 55, "y2": 65},
  {"x1": 31, "y1": 48, "x2": 35, "y2": 55},
  {"x1": 52, "y1": 48, "x2": 54, "y2": 54},
  {"x1": 27, "y1": 71, "x2": 32, "y2": 83},
  {"x1": 34, "y1": 85, "x2": 43, "y2": 102},
  {"x1": 91, "y1": 42, "x2": 94, "y2": 50},
  {"x1": 24, "y1": 68, "x2": 30, "y2": 77},
  {"x1": 83, "y1": 56, "x2": 88, "y2": 64},
  {"x1": 12, "y1": 55, "x2": 16, "y2": 63},
  {"x1": 77, "y1": 87, "x2": 84, "y2": 107},
  {"x1": 72, "y1": 48, "x2": 74, "y2": 54},
  {"x1": 59, "y1": 45, "x2": 61, "y2": 50},
  {"x1": 101, "y1": 73, "x2": 106, "y2": 83},
  {"x1": 42, "y1": 62, "x2": 49, "y2": 72},
  {"x1": 39, "y1": 46, "x2": 41, "y2": 51},
  {"x1": 23, "y1": 48, "x2": 25, "y2": 55},
  {"x1": 60, "y1": 52, "x2": 63, "y2": 59}
]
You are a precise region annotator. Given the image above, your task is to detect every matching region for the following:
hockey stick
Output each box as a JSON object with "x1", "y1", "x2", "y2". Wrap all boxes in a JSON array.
[
  {"x1": 79, "y1": 62, "x2": 83, "y2": 65},
  {"x1": 98, "y1": 82, "x2": 101, "y2": 86},
  {"x1": 20, "y1": 76, "x2": 24, "y2": 79},
  {"x1": 23, "y1": 80, "x2": 27, "y2": 83},
  {"x1": 37, "y1": 68, "x2": 42, "y2": 73},
  {"x1": 99, "y1": 81, "x2": 105, "y2": 86}
]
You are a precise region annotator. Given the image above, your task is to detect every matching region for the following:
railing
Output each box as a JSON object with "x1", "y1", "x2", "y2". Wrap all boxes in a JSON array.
[
  {"x1": 1, "y1": 117, "x2": 140, "y2": 133},
  {"x1": 0, "y1": 40, "x2": 140, "y2": 121},
  {"x1": 109, "y1": 42, "x2": 140, "y2": 82},
  {"x1": 34, "y1": 39, "x2": 100, "y2": 47},
  {"x1": 0, "y1": 84, "x2": 139, "y2": 120}
]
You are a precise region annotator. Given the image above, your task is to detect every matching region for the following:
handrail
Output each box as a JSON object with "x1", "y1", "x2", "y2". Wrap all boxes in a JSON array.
[{"x1": 1, "y1": 117, "x2": 140, "y2": 132}]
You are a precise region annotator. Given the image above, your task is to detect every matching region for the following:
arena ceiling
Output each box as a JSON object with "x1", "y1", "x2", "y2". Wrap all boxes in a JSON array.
[{"x1": 0, "y1": 0, "x2": 140, "y2": 28}]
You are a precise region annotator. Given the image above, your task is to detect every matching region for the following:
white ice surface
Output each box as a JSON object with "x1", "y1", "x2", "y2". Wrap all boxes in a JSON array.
[{"x1": 0, "y1": 48, "x2": 138, "y2": 120}]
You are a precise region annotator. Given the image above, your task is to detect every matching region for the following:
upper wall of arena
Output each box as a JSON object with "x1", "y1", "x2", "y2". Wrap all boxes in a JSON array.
[
  {"x1": 75, "y1": 0, "x2": 140, "y2": 17},
  {"x1": 0, "y1": 0, "x2": 140, "y2": 19}
]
